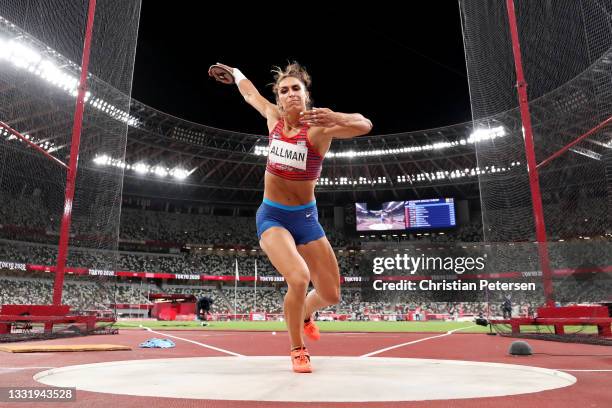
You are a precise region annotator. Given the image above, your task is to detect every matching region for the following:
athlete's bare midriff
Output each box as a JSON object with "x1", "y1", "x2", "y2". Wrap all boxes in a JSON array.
[{"x1": 263, "y1": 171, "x2": 317, "y2": 206}]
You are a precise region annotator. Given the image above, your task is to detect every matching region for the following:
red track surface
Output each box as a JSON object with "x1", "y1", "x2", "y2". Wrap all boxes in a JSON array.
[{"x1": 1, "y1": 329, "x2": 610, "y2": 407}]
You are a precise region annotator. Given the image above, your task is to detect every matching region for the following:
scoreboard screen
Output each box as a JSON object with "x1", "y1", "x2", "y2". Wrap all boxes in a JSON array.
[
  {"x1": 356, "y1": 198, "x2": 456, "y2": 232},
  {"x1": 404, "y1": 198, "x2": 456, "y2": 230}
]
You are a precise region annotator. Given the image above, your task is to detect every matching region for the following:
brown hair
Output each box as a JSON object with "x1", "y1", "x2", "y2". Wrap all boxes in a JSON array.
[{"x1": 271, "y1": 62, "x2": 312, "y2": 109}]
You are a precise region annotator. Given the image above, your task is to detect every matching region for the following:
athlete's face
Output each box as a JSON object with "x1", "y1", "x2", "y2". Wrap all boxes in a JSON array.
[{"x1": 277, "y1": 77, "x2": 309, "y2": 113}]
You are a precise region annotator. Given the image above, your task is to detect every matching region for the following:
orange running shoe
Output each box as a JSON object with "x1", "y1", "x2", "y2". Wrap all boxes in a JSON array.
[
  {"x1": 304, "y1": 318, "x2": 320, "y2": 341},
  {"x1": 291, "y1": 347, "x2": 312, "y2": 373}
]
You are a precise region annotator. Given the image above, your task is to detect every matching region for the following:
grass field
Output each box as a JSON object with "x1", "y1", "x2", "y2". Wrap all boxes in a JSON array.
[
  {"x1": 114, "y1": 320, "x2": 599, "y2": 334},
  {"x1": 115, "y1": 320, "x2": 486, "y2": 332}
]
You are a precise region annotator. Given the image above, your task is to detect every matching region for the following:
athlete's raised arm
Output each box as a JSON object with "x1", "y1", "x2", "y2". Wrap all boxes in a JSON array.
[{"x1": 209, "y1": 63, "x2": 280, "y2": 123}]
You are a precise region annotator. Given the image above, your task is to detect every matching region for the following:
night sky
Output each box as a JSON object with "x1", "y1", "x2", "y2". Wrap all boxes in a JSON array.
[{"x1": 132, "y1": 4, "x2": 472, "y2": 136}]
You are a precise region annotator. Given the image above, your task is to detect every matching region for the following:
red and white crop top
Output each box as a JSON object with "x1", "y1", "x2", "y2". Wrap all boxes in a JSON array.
[{"x1": 265, "y1": 118, "x2": 323, "y2": 181}]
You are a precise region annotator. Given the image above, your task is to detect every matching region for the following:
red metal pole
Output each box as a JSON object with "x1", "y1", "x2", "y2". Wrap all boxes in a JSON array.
[
  {"x1": 52, "y1": 0, "x2": 97, "y2": 310},
  {"x1": 505, "y1": 0, "x2": 554, "y2": 306},
  {"x1": 0, "y1": 121, "x2": 68, "y2": 170},
  {"x1": 537, "y1": 114, "x2": 612, "y2": 169}
]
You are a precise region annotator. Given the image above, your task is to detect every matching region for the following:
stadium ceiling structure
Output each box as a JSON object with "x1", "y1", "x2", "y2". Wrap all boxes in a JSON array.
[
  {"x1": 0, "y1": 15, "x2": 541, "y2": 206},
  {"x1": 123, "y1": 99, "x2": 490, "y2": 205}
]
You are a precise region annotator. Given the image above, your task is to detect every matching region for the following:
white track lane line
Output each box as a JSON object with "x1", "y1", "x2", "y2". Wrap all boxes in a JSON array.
[
  {"x1": 140, "y1": 326, "x2": 244, "y2": 357},
  {"x1": 555, "y1": 369, "x2": 612, "y2": 372},
  {"x1": 0, "y1": 367, "x2": 57, "y2": 370},
  {"x1": 360, "y1": 325, "x2": 477, "y2": 358}
]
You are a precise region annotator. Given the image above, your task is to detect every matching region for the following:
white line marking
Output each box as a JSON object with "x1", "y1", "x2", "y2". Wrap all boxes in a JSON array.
[
  {"x1": 0, "y1": 367, "x2": 57, "y2": 370},
  {"x1": 556, "y1": 369, "x2": 612, "y2": 372},
  {"x1": 140, "y1": 326, "x2": 244, "y2": 357},
  {"x1": 360, "y1": 326, "x2": 477, "y2": 358}
]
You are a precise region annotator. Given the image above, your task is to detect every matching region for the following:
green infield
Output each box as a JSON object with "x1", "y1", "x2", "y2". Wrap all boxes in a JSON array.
[
  {"x1": 115, "y1": 320, "x2": 489, "y2": 333},
  {"x1": 114, "y1": 320, "x2": 600, "y2": 334}
]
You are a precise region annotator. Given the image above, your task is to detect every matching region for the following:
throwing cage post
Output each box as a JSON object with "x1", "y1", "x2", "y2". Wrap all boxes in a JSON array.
[
  {"x1": 53, "y1": 0, "x2": 96, "y2": 311},
  {"x1": 460, "y1": 0, "x2": 612, "y2": 343},
  {"x1": 505, "y1": 0, "x2": 554, "y2": 307},
  {"x1": 0, "y1": 0, "x2": 141, "y2": 339}
]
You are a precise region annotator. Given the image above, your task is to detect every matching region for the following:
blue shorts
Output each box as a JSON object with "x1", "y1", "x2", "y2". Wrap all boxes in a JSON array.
[{"x1": 256, "y1": 198, "x2": 325, "y2": 245}]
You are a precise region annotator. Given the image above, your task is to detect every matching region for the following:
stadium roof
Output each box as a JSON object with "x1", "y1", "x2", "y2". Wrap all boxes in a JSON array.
[
  {"x1": 122, "y1": 99, "x2": 487, "y2": 205},
  {"x1": 0, "y1": 16, "x2": 499, "y2": 206}
]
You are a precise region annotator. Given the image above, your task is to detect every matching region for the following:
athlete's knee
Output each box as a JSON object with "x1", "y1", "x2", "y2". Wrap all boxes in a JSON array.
[
  {"x1": 321, "y1": 286, "x2": 341, "y2": 305},
  {"x1": 285, "y1": 268, "x2": 310, "y2": 293},
  {"x1": 330, "y1": 288, "x2": 341, "y2": 305}
]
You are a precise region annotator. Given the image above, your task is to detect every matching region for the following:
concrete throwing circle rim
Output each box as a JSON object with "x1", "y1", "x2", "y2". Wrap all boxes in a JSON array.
[{"x1": 34, "y1": 356, "x2": 577, "y2": 402}]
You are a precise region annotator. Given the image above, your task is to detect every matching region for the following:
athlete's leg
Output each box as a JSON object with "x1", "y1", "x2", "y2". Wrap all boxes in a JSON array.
[
  {"x1": 297, "y1": 235, "x2": 341, "y2": 320},
  {"x1": 260, "y1": 227, "x2": 310, "y2": 349}
]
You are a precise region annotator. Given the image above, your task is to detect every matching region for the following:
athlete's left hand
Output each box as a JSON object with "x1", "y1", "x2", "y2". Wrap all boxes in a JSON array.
[{"x1": 301, "y1": 108, "x2": 338, "y2": 128}]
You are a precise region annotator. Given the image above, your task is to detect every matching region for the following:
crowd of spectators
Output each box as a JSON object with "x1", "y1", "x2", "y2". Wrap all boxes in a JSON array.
[{"x1": 1, "y1": 191, "x2": 610, "y2": 318}]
